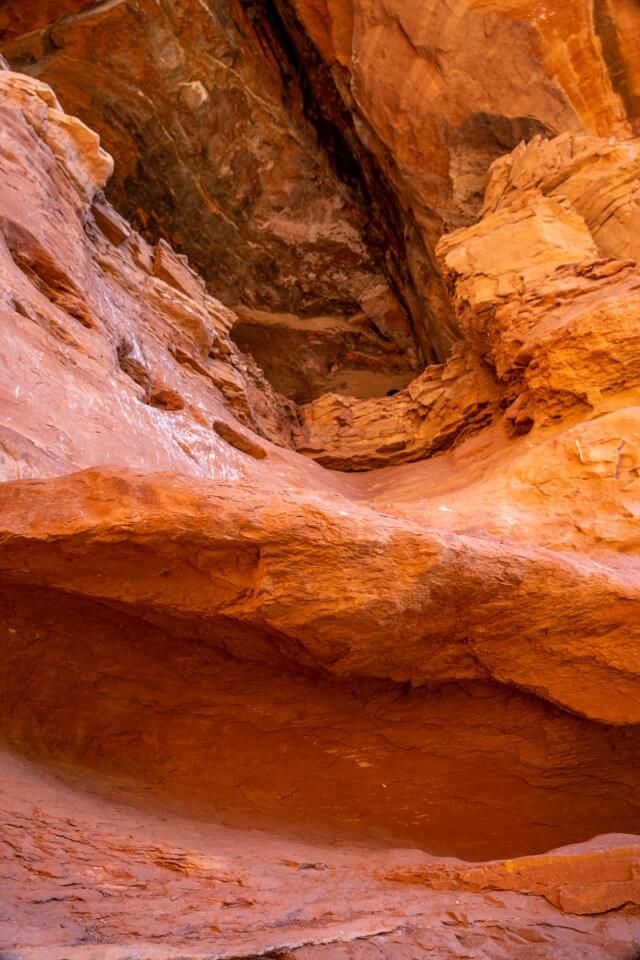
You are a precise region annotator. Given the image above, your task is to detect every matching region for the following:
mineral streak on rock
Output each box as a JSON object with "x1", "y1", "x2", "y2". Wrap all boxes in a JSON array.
[{"x1": 1, "y1": 4, "x2": 640, "y2": 957}]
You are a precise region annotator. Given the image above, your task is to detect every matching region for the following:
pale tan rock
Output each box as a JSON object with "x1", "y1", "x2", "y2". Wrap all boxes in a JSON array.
[
  {"x1": 485, "y1": 133, "x2": 640, "y2": 263},
  {"x1": 436, "y1": 132, "x2": 640, "y2": 433},
  {"x1": 0, "y1": 72, "x2": 113, "y2": 199},
  {"x1": 438, "y1": 194, "x2": 599, "y2": 345},
  {"x1": 295, "y1": 344, "x2": 502, "y2": 469}
]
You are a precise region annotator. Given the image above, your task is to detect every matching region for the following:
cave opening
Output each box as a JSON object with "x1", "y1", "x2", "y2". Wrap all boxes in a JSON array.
[{"x1": 228, "y1": 0, "x2": 434, "y2": 404}]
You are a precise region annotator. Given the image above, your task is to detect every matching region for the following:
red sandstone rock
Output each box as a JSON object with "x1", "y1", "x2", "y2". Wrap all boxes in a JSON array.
[
  {"x1": 4, "y1": 464, "x2": 640, "y2": 728},
  {"x1": 0, "y1": 0, "x2": 422, "y2": 401},
  {"x1": 0, "y1": 10, "x2": 640, "y2": 959},
  {"x1": 3, "y1": 748, "x2": 638, "y2": 959},
  {"x1": 437, "y1": 133, "x2": 640, "y2": 442},
  {"x1": 284, "y1": 0, "x2": 640, "y2": 356},
  {"x1": 0, "y1": 69, "x2": 299, "y2": 482},
  {"x1": 295, "y1": 343, "x2": 503, "y2": 468}
]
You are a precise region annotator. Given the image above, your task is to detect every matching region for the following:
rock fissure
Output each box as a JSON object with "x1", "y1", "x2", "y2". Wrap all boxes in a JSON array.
[
  {"x1": 242, "y1": 0, "x2": 438, "y2": 364},
  {"x1": 2, "y1": 7, "x2": 640, "y2": 958}
]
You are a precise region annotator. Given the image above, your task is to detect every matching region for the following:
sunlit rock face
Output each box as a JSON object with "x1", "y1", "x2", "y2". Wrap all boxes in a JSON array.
[
  {"x1": 278, "y1": 0, "x2": 640, "y2": 355},
  {"x1": 2, "y1": 4, "x2": 640, "y2": 956}
]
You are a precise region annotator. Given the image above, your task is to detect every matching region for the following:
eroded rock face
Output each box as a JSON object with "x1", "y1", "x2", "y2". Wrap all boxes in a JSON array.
[
  {"x1": 1, "y1": 12, "x2": 640, "y2": 960},
  {"x1": 4, "y1": 747, "x2": 640, "y2": 960},
  {"x1": 295, "y1": 343, "x2": 503, "y2": 469},
  {"x1": 276, "y1": 0, "x2": 640, "y2": 357},
  {"x1": 437, "y1": 132, "x2": 640, "y2": 436},
  {"x1": 7, "y1": 0, "x2": 640, "y2": 381},
  {"x1": 0, "y1": 0, "x2": 94, "y2": 42},
  {"x1": 0, "y1": 0, "x2": 423, "y2": 401},
  {"x1": 0, "y1": 68, "x2": 302, "y2": 483}
]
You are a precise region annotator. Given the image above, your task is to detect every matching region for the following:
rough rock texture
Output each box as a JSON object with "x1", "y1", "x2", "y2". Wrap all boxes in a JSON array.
[
  {"x1": 0, "y1": 69, "x2": 302, "y2": 481},
  {"x1": 437, "y1": 132, "x2": 640, "y2": 436},
  {"x1": 0, "y1": 1, "x2": 95, "y2": 42},
  {"x1": 231, "y1": 298, "x2": 418, "y2": 403},
  {"x1": 4, "y1": 749, "x2": 640, "y2": 959},
  {"x1": 269, "y1": 0, "x2": 640, "y2": 355},
  {"x1": 10, "y1": 0, "x2": 640, "y2": 380},
  {"x1": 295, "y1": 344, "x2": 503, "y2": 468},
  {"x1": 0, "y1": 0, "x2": 422, "y2": 401},
  {"x1": 2, "y1": 7, "x2": 640, "y2": 958}
]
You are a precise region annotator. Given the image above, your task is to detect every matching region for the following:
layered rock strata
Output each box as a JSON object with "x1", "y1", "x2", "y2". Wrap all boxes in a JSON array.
[
  {"x1": 0, "y1": 0, "x2": 423, "y2": 400},
  {"x1": 283, "y1": 0, "x2": 640, "y2": 355},
  {"x1": 10, "y1": 0, "x2": 640, "y2": 386},
  {"x1": 1, "y1": 29, "x2": 640, "y2": 960},
  {"x1": 0, "y1": 68, "x2": 301, "y2": 482}
]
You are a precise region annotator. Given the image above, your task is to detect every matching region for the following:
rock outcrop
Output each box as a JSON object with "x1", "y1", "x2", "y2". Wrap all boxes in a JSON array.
[
  {"x1": 0, "y1": 0, "x2": 423, "y2": 401},
  {"x1": 284, "y1": 0, "x2": 640, "y2": 355},
  {"x1": 294, "y1": 343, "x2": 503, "y2": 469},
  {"x1": 1, "y1": 5, "x2": 640, "y2": 958},
  {"x1": 0, "y1": 68, "x2": 301, "y2": 483},
  {"x1": 9, "y1": 0, "x2": 640, "y2": 385}
]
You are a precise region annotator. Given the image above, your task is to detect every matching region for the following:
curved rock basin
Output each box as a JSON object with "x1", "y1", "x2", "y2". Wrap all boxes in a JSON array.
[{"x1": 3, "y1": 580, "x2": 640, "y2": 862}]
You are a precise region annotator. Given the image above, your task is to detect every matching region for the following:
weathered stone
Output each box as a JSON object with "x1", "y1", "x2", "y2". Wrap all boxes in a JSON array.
[
  {"x1": 232, "y1": 304, "x2": 418, "y2": 403},
  {"x1": 2, "y1": 8, "x2": 640, "y2": 958},
  {"x1": 437, "y1": 132, "x2": 640, "y2": 434},
  {"x1": 0, "y1": 0, "x2": 422, "y2": 399},
  {"x1": 295, "y1": 344, "x2": 502, "y2": 469},
  {"x1": 281, "y1": 0, "x2": 640, "y2": 357}
]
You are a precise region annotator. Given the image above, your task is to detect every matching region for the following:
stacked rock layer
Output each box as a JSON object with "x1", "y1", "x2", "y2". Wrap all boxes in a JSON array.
[{"x1": 1, "y1": 2, "x2": 640, "y2": 957}]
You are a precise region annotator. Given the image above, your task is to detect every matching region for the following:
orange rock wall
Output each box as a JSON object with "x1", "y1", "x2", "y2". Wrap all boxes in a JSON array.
[{"x1": 1, "y1": 5, "x2": 640, "y2": 957}]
